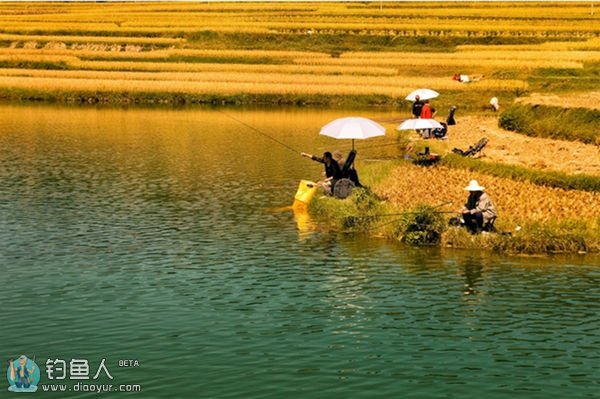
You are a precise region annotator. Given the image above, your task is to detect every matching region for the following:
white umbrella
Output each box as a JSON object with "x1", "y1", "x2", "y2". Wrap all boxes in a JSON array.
[
  {"x1": 405, "y1": 88, "x2": 439, "y2": 102},
  {"x1": 397, "y1": 118, "x2": 443, "y2": 131},
  {"x1": 320, "y1": 117, "x2": 386, "y2": 150}
]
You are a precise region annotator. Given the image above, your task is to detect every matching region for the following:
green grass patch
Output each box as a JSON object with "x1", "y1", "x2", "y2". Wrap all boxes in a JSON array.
[
  {"x1": 79, "y1": 54, "x2": 286, "y2": 65},
  {"x1": 499, "y1": 102, "x2": 600, "y2": 145},
  {"x1": 308, "y1": 187, "x2": 386, "y2": 232},
  {"x1": 186, "y1": 31, "x2": 550, "y2": 54},
  {"x1": 0, "y1": 87, "x2": 400, "y2": 107},
  {"x1": 0, "y1": 60, "x2": 70, "y2": 70},
  {"x1": 309, "y1": 189, "x2": 447, "y2": 245},
  {"x1": 393, "y1": 205, "x2": 447, "y2": 245},
  {"x1": 441, "y1": 153, "x2": 600, "y2": 192},
  {"x1": 359, "y1": 159, "x2": 404, "y2": 186},
  {"x1": 529, "y1": 64, "x2": 600, "y2": 92},
  {"x1": 443, "y1": 219, "x2": 599, "y2": 254}
]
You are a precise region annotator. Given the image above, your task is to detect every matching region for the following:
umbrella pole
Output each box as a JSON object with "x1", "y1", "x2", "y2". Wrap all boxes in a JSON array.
[{"x1": 352, "y1": 139, "x2": 355, "y2": 151}]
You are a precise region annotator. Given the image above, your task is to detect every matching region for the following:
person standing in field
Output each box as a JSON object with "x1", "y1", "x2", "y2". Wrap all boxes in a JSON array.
[
  {"x1": 420, "y1": 100, "x2": 436, "y2": 119},
  {"x1": 446, "y1": 105, "x2": 457, "y2": 125},
  {"x1": 420, "y1": 100, "x2": 436, "y2": 138},
  {"x1": 490, "y1": 97, "x2": 500, "y2": 112},
  {"x1": 412, "y1": 95, "x2": 424, "y2": 118}
]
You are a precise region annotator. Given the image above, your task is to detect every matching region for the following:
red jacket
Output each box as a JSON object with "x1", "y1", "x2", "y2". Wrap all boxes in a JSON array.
[{"x1": 421, "y1": 104, "x2": 432, "y2": 119}]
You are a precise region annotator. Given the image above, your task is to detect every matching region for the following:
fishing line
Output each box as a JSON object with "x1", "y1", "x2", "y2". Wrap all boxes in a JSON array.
[
  {"x1": 344, "y1": 213, "x2": 457, "y2": 233},
  {"x1": 219, "y1": 109, "x2": 404, "y2": 159},
  {"x1": 342, "y1": 201, "x2": 455, "y2": 233},
  {"x1": 350, "y1": 210, "x2": 459, "y2": 219},
  {"x1": 373, "y1": 117, "x2": 406, "y2": 124},
  {"x1": 359, "y1": 141, "x2": 405, "y2": 150},
  {"x1": 218, "y1": 109, "x2": 301, "y2": 155}
]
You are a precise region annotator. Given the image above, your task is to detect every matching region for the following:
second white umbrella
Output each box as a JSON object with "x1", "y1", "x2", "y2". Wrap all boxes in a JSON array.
[{"x1": 397, "y1": 118, "x2": 443, "y2": 131}]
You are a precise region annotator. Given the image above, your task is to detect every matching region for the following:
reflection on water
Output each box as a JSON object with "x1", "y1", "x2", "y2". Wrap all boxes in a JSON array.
[
  {"x1": 0, "y1": 104, "x2": 599, "y2": 399},
  {"x1": 292, "y1": 204, "x2": 315, "y2": 239},
  {"x1": 461, "y1": 259, "x2": 485, "y2": 296}
]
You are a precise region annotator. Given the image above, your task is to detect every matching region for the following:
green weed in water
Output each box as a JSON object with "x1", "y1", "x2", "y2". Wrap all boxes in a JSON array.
[{"x1": 393, "y1": 205, "x2": 447, "y2": 245}]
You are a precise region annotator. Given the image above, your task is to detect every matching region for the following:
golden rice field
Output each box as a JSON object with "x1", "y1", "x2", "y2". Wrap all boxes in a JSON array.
[
  {"x1": 1, "y1": 2, "x2": 598, "y2": 37},
  {"x1": 0, "y1": 68, "x2": 527, "y2": 96},
  {"x1": 0, "y1": 2, "x2": 598, "y2": 106},
  {"x1": 0, "y1": 48, "x2": 587, "y2": 70},
  {"x1": 375, "y1": 163, "x2": 600, "y2": 225},
  {"x1": 0, "y1": 33, "x2": 183, "y2": 46}
]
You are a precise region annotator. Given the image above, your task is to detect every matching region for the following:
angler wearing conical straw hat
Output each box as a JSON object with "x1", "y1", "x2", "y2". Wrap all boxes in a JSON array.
[{"x1": 461, "y1": 180, "x2": 497, "y2": 234}]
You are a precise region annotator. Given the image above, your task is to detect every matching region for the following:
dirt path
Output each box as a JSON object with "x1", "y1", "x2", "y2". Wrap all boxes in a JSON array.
[{"x1": 444, "y1": 116, "x2": 600, "y2": 175}]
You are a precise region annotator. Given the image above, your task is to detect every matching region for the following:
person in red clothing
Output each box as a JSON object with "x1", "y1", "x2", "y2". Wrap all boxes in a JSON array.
[
  {"x1": 419, "y1": 100, "x2": 437, "y2": 138},
  {"x1": 420, "y1": 100, "x2": 433, "y2": 119}
]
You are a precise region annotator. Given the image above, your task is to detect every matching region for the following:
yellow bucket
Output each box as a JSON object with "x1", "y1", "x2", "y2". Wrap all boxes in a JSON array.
[{"x1": 293, "y1": 179, "x2": 317, "y2": 206}]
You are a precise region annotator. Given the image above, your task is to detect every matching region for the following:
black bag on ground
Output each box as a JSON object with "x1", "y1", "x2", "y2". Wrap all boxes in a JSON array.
[{"x1": 432, "y1": 122, "x2": 448, "y2": 139}]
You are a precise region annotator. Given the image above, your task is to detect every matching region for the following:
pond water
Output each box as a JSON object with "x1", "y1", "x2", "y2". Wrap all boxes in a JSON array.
[{"x1": 0, "y1": 104, "x2": 598, "y2": 398}]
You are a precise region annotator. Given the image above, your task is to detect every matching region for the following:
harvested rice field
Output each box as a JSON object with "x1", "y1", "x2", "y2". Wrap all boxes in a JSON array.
[{"x1": 0, "y1": 2, "x2": 598, "y2": 107}]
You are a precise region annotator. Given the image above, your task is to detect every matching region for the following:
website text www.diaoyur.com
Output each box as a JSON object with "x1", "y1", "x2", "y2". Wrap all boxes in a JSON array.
[{"x1": 41, "y1": 382, "x2": 142, "y2": 393}]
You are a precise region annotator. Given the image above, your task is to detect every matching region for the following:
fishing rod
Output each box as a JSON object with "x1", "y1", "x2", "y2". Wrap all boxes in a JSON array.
[
  {"x1": 219, "y1": 109, "x2": 400, "y2": 157},
  {"x1": 219, "y1": 109, "x2": 416, "y2": 167},
  {"x1": 218, "y1": 109, "x2": 301, "y2": 155}
]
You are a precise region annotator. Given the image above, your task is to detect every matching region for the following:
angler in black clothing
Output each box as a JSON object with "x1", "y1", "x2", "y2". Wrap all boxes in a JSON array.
[
  {"x1": 446, "y1": 105, "x2": 457, "y2": 126},
  {"x1": 412, "y1": 95, "x2": 424, "y2": 118},
  {"x1": 341, "y1": 149, "x2": 362, "y2": 187},
  {"x1": 301, "y1": 151, "x2": 342, "y2": 194}
]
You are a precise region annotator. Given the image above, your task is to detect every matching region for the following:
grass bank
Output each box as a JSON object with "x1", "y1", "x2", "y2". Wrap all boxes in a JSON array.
[
  {"x1": 307, "y1": 160, "x2": 600, "y2": 255},
  {"x1": 499, "y1": 103, "x2": 600, "y2": 145},
  {"x1": 309, "y1": 191, "x2": 600, "y2": 255},
  {"x1": 443, "y1": 219, "x2": 600, "y2": 254},
  {"x1": 0, "y1": 86, "x2": 518, "y2": 110},
  {"x1": 0, "y1": 87, "x2": 399, "y2": 107},
  {"x1": 441, "y1": 154, "x2": 600, "y2": 193},
  {"x1": 529, "y1": 64, "x2": 600, "y2": 93}
]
